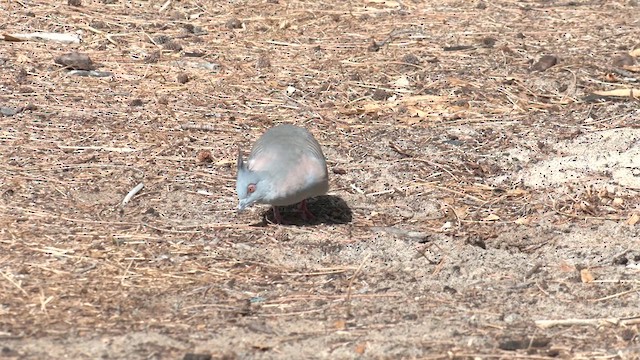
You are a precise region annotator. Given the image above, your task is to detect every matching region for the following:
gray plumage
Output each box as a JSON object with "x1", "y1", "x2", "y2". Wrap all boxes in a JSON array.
[{"x1": 236, "y1": 124, "x2": 329, "y2": 216}]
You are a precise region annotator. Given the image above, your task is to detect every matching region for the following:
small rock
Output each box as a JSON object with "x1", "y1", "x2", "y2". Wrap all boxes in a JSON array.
[
  {"x1": 256, "y1": 55, "x2": 271, "y2": 69},
  {"x1": 163, "y1": 41, "x2": 183, "y2": 52},
  {"x1": 401, "y1": 53, "x2": 420, "y2": 65},
  {"x1": 54, "y1": 52, "x2": 95, "y2": 70},
  {"x1": 68, "y1": 0, "x2": 81, "y2": 6},
  {"x1": 226, "y1": 18, "x2": 243, "y2": 29},
  {"x1": 612, "y1": 53, "x2": 636, "y2": 67},
  {"x1": 481, "y1": 36, "x2": 497, "y2": 48},
  {"x1": 531, "y1": 55, "x2": 558, "y2": 71},
  {"x1": 176, "y1": 73, "x2": 190, "y2": 84},
  {"x1": 0, "y1": 107, "x2": 18, "y2": 116},
  {"x1": 129, "y1": 99, "x2": 144, "y2": 107}
]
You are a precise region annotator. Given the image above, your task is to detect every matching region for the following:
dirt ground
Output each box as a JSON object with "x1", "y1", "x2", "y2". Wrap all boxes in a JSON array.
[{"x1": 1, "y1": 0, "x2": 639, "y2": 359}]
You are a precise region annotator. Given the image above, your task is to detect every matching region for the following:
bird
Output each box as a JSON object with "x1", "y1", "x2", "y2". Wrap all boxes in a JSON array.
[{"x1": 236, "y1": 124, "x2": 329, "y2": 223}]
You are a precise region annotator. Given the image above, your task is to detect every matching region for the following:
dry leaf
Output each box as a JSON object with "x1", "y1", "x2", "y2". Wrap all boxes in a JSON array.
[
  {"x1": 507, "y1": 189, "x2": 528, "y2": 196},
  {"x1": 362, "y1": 102, "x2": 383, "y2": 113},
  {"x1": 483, "y1": 214, "x2": 500, "y2": 221},
  {"x1": 558, "y1": 262, "x2": 575, "y2": 273},
  {"x1": 612, "y1": 198, "x2": 624, "y2": 207},
  {"x1": 453, "y1": 206, "x2": 469, "y2": 220},
  {"x1": 627, "y1": 212, "x2": 640, "y2": 226},
  {"x1": 629, "y1": 48, "x2": 640, "y2": 57},
  {"x1": 580, "y1": 268, "x2": 594, "y2": 283},
  {"x1": 514, "y1": 217, "x2": 531, "y2": 225},
  {"x1": 354, "y1": 343, "x2": 366, "y2": 355},
  {"x1": 405, "y1": 106, "x2": 429, "y2": 118},
  {"x1": 333, "y1": 320, "x2": 347, "y2": 330},
  {"x1": 393, "y1": 76, "x2": 410, "y2": 88}
]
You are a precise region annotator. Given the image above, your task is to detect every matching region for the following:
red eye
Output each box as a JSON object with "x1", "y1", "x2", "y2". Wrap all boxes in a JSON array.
[{"x1": 247, "y1": 184, "x2": 256, "y2": 193}]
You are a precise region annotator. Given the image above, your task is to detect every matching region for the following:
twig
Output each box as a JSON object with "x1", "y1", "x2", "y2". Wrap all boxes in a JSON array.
[
  {"x1": 122, "y1": 183, "x2": 144, "y2": 207},
  {"x1": 535, "y1": 316, "x2": 640, "y2": 329},
  {"x1": 590, "y1": 288, "x2": 639, "y2": 302},
  {"x1": 345, "y1": 253, "x2": 371, "y2": 317},
  {"x1": 0, "y1": 271, "x2": 29, "y2": 296}
]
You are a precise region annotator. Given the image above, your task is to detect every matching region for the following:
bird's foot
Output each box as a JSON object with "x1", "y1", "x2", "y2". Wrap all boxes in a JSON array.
[
  {"x1": 271, "y1": 206, "x2": 284, "y2": 224},
  {"x1": 298, "y1": 199, "x2": 316, "y2": 221}
]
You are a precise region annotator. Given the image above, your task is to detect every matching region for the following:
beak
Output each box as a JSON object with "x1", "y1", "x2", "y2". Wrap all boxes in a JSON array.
[
  {"x1": 237, "y1": 199, "x2": 251, "y2": 213},
  {"x1": 237, "y1": 203, "x2": 246, "y2": 213}
]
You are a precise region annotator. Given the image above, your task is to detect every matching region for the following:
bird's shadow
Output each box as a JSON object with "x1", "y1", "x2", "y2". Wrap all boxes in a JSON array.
[{"x1": 251, "y1": 195, "x2": 352, "y2": 227}]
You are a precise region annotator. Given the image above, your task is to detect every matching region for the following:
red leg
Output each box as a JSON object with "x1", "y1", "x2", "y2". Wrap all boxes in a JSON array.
[
  {"x1": 271, "y1": 206, "x2": 283, "y2": 224},
  {"x1": 298, "y1": 199, "x2": 315, "y2": 220}
]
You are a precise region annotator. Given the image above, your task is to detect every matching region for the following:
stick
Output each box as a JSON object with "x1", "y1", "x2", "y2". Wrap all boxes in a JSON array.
[
  {"x1": 122, "y1": 183, "x2": 144, "y2": 207},
  {"x1": 535, "y1": 316, "x2": 640, "y2": 329}
]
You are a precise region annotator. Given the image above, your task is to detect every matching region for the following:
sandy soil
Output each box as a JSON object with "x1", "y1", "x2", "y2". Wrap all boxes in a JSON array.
[{"x1": 1, "y1": 0, "x2": 639, "y2": 359}]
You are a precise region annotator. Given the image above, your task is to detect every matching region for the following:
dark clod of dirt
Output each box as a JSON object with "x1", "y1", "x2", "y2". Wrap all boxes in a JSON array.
[
  {"x1": 256, "y1": 55, "x2": 271, "y2": 69},
  {"x1": 443, "y1": 45, "x2": 475, "y2": 51},
  {"x1": 481, "y1": 36, "x2": 497, "y2": 48},
  {"x1": 129, "y1": 99, "x2": 144, "y2": 107},
  {"x1": 499, "y1": 337, "x2": 551, "y2": 351},
  {"x1": 157, "y1": 95, "x2": 170, "y2": 105},
  {"x1": 68, "y1": 0, "x2": 81, "y2": 6},
  {"x1": 183, "y1": 354, "x2": 212, "y2": 360},
  {"x1": 196, "y1": 150, "x2": 213, "y2": 163},
  {"x1": 177, "y1": 73, "x2": 190, "y2": 84},
  {"x1": 476, "y1": 1, "x2": 487, "y2": 9},
  {"x1": 169, "y1": 11, "x2": 186, "y2": 20},
  {"x1": 182, "y1": 23, "x2": 196, "y2": 33},
  {"x1": 372, "y1": 88, "x2": 391, "y2": 101},
  {"x1": 54, "y1": 52, "x2": 95, "y2": 70},
  {"x1": 401, "y1": 53, "x2": 420, "y2": 65},
  {"x1": 443, "y1": 286, "x2": 457, "y2": 294},
  {"x1": 368, "y1": 39, "x2": 381, "y2": 52},
  {"x1": 152, "y1": 35, "x2": 171, "y2": 45},
  {"x1": 144, "y1": 51, "x2": 161, "y2": 63},
  {"x1": 1, "y1": 347, "x2": 18, "y2": 357},
  {"x1": 621, "y1": 328, "x2": 637, "y2": 341},
  {"x1": 90, "y1": 20, "x2": 107, "y2": 29},
  {"x1": 14, "y1": 68, "x2": 27, "y2": 83},
  {"x1": 531, "y1": 55, "x2": 558, "y2": 72},
  {"x1": 181, "y1": 23, "x2": 205, "y2": 35},
  {"x1": 163, "y1": 41, "x2": 183, "y2": 52},
  {"x1": 226, "y1": 18, "x2": 243, "y2": 29},
  {"x1": 612, "y1": 53, "x2": 636, "y2": 67},
  {"x1": 333, "y1": 167, "x2": 346, "y2": 175},
  {"x1": 466, "y1": 237, "x2": 486, "y2": 249},
  {"x1": 184, "y1": 51, "x2": 206, "y2": 58},
  {"x1": 100, "y1": 0, "x2": 116, "y2": 3},
  {"x1": 612, "y1": 255, "x2": 628, "y2": 265}
]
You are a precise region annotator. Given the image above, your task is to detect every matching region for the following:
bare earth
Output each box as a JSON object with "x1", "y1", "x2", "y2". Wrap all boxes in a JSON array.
[{"x1": 1, "y1": 0, "x2": 639, "y2": 359}]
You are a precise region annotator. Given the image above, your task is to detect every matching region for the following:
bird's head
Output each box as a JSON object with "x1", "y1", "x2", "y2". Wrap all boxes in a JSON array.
[{"x1": 236, "y1": 150, "x2": 271, "y2": 212}]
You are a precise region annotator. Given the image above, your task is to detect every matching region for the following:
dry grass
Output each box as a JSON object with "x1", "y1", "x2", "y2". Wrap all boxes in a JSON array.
[{"x1": 1, "y1": 0, "x2": 639, "y2": 358}]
